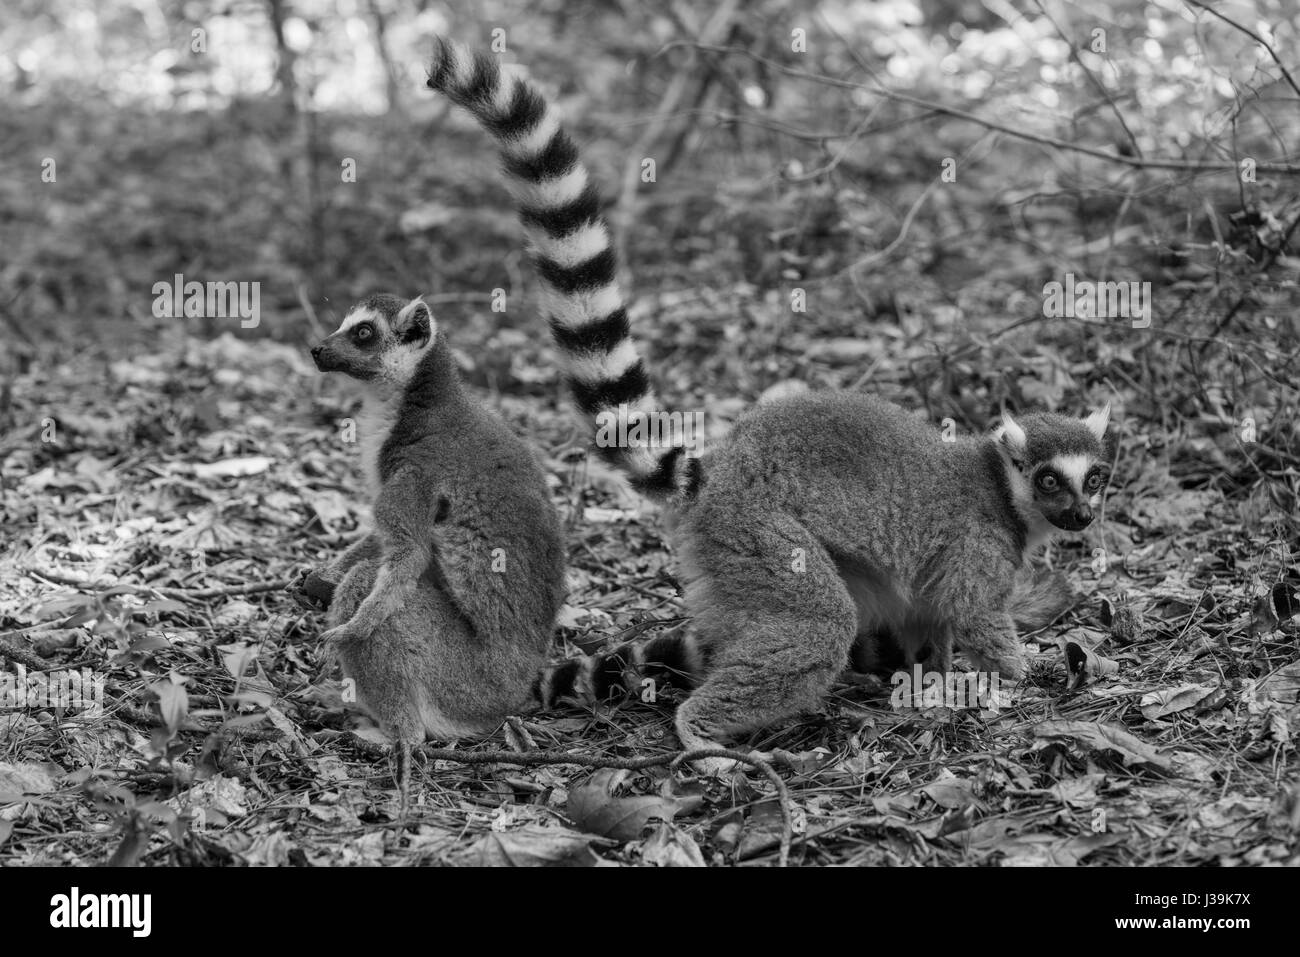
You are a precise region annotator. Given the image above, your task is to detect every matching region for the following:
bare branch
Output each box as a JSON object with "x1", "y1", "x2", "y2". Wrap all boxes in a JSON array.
[
  {"x1": 1183, "y1": 0, "x2": 1300, "y2": 100},
  {"x1": 1032, "y1": 0, "x2": 1143, "y2": 159},
  {"x1": 661, "y1": 42, "x2": 1300, "y2": 174}
]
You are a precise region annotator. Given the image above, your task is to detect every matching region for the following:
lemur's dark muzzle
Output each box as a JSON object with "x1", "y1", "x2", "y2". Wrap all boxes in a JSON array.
[
  {"x1": 1054, "y1": 503, "x2": 1094, "y2": 531},
  {"x1": 311, "y1": 344, "x2": 337, "y2": 372}
]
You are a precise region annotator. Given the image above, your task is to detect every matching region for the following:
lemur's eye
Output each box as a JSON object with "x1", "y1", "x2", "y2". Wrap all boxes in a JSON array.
[
  {"x1": 1085, "y1": 470, "x2": 1107, "y2": 493},
  {"x1": 354, "y1": 322, "x2": 374, "y2": 342},
  {"x1": 1036, "y1": 472, "x2": 1060, "y2": 493}
]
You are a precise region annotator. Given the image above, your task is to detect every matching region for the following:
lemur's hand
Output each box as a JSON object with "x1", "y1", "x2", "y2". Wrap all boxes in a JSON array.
[
  {"x1": 320, "y1": 606, "x2": 388, "y2": 646},
  {"x1": 289, "y1": 567, "x2": 335, "y2": 612},
  {"x1": 319, "y1": 623, "x2": 359, "y2": 647}
]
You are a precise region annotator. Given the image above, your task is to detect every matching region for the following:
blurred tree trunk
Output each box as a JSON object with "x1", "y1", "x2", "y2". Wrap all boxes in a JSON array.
[
  {"x1": 264, "y1": 0, "x2": 298, "y2": 118},
  {"x1": 367, "y1": 0, "x2": 406, "y2": 117}
]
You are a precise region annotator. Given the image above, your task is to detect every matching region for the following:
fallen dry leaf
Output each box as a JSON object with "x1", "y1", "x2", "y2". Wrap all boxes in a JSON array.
[
  {"x1": 567, "y1": 769, "x2": 695, "y2": 842},
  {"x1": 466, "y1": 826, "x2": 614, "y2": 866},
  {"x1": 1050, "y1": 773, "x2": 1104, "y2": 809},
  {"x1": 999, "y1": 831, "x2": 1125, "y2": 866},
  {"x1": 0, "y1": 762, "x2": 59, "y2": 803},
  {"x1": 1035, "y1": 720, "x2": 1172, "y2": 771},
  {"x1": 189, "y1": 455, "x2": 275, "y2": 480},
  {"x1": 1061, "y1": 637, "x2": 1119, "y2": 690},
  {"x1": 640, "y1": 822, "x2": 706, "y2": 866},
  {"x1": 920, "y1": 776, "x2": 984, "y2": 811},
  {"x1": 1140, "y1": 684, "x2": 1216, "y2": 720}
]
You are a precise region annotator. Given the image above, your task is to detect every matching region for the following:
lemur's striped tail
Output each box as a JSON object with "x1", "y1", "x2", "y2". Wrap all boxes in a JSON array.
[
  {"x1": 534, "y1": 629, "x2": 701, "y2": 710},
  {"x1": 427, "y1": 39, "x2": 694, "y2": 498}
]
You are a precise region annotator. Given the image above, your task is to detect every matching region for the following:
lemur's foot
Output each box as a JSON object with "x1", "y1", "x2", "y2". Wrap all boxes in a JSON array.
[
  {"x1": 289, "y1": 567, "x2": 335, "y2": 612},
  {"x1": 964, "y1": 645, "x2": 1026, "y2": 681},
  {"x1": 685, "y1": 748, "x2": 775, "y2": 778},
  {"x1": 691, "y1": 754, "x2": 741, "y2": 777}
]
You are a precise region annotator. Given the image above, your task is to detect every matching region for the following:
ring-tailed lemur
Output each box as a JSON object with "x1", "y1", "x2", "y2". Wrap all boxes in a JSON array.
[
  {"x1": 296, "y1": 293, "x2": 566, "y2": 803},
  {"x1": 426, "y1": 40, "x2": 1112, "y2": 772}
]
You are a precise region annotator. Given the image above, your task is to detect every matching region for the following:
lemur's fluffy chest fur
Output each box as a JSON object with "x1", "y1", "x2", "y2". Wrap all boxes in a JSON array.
[
  {"x1": 356, "y1": 390, "x2": 405, "y2": 495},
  {"x1": 1011, "y1": 488, "x2": 1058, "y2": 559}
]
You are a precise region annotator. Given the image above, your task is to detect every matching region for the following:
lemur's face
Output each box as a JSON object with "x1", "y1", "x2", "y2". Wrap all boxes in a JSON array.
[
  {"x1": 311, "y1": 294, "x2": 434, "y2": 391},
  {"x1": 996, "y1": 406, "x2": 1111, "y2": 532}
]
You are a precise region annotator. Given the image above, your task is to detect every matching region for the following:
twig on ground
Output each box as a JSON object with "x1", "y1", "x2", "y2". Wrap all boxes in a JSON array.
[
  {"x1": 343, "y1": 733, "x2": 795, "y2": 866},
  {"x1": 27, "y1": 568, "x2": 294, "y2": 602},
  {"x1": 0, "y1": 640, "x2": 46, "y2": 670}
]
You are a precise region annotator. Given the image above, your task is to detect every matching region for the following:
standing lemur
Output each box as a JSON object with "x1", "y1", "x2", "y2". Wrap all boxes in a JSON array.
[
  {"x1": 425, "y1": 40, "x2": 1112, "y2": 771},
  {"x1": 296, "y1": 294, "x2": 565, "y2": 800}
]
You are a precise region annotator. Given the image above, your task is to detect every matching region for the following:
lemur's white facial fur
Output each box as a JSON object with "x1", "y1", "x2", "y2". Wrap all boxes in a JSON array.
[
  {"x1": 993, "y1": 405, "x2": 1112, "y2": 542},
  {"x1": 310, "y1": 295, "x2": 435, "y2": 394},
  {"x1": 310, "y1": 295, "x2": 438, "y2": 493}
]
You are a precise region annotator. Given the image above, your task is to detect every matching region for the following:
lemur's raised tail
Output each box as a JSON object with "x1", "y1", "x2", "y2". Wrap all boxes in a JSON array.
[{"x1": 427, "y1": 39, "x2": 693, "y2": 498}]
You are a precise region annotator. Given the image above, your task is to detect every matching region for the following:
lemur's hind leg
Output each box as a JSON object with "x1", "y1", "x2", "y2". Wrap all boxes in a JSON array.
[
  {"x1": 291, "y1": 533, "x2": 384, "y2": 612},
  {"x1": 675, "y1": 512, "x2": 856, "y2": 775},
  {"x1": 320, "y1": 535, "x2": 431, "y2": 645},
  {"x1": 935, "y1": 566, "x2": 1024, "y2": 681},
  {"x1": 327, "y1": 567, "x2": 462, "y2": 813},
  {"x1": 315, "y1": 555, "x2": 381, "y2": 704},
  {"x1": 325, "y1": 555, "x2": 382, "y2": 629},
  {"x1": 933, "y1": 549, "x2": 1025, "y2": 679},
  {"x1": 952, "y1": 611, "x2": 1023, "y2": 679}
]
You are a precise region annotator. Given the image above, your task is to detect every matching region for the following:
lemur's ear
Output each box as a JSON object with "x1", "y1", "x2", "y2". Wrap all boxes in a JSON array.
[
  {"x1": 394, "y1": 297, "x2": 433, "y2": 346},
  {"x1": 1082, "y1": 403, "x2": 1110, "y2": 443},
  {"x1": 994, "y1": 411, "x2": 1028, "y2": 462}
]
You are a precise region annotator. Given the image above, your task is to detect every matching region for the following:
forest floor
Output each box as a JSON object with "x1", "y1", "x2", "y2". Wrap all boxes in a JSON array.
[
  {"x1": 2, "y1": 104, "x2": 1300, "y2": 867},
  {"x1": 3, "y1": 296, "x2": 1298, "y2": 867}
]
